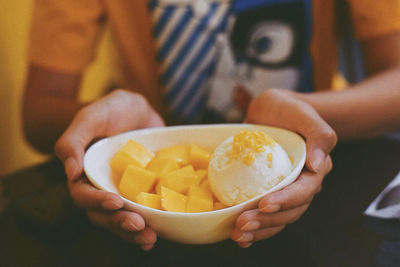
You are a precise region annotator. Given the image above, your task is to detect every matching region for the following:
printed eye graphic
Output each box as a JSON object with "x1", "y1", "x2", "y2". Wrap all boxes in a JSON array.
[{"x1": 245, "y1": 21, "x2": 294, "y2": 65}]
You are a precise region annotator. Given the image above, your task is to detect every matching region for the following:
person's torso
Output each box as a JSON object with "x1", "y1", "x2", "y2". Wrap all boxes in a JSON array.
[{"x1": 105, "y1": 0, "x2": 338, "y2": 124}]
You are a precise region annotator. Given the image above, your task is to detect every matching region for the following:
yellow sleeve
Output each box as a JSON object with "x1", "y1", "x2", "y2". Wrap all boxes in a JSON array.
[
  {"x1": 347, "y1": 0, "x2": 400, "y2": 40},
  {"x1": 29, "y1": 0, "x2": 105, "y2": 73}
]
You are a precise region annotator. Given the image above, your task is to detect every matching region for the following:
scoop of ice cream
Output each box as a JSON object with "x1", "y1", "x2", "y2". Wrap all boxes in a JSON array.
[{"x1": 208, "y1": 130, "x2": 292, "y2": 206}]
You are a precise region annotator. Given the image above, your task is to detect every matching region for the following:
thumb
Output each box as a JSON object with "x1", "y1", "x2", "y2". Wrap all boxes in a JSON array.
[
  {"x1": 303, "y1": 121, "x2": 337, "y2": 173},
  {"x1": 55, "y1": 108, "x2": 99, "y2": 181},
  {"x1": 247, "y1": 89, "x2": 337, "y2": 173}
]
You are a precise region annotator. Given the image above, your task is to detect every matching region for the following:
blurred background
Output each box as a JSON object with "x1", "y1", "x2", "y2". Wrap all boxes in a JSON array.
[
  {"x1": 0, "y1": 0, "x2": 120, "y2": 176},
  {"x1": 0, "y1": 0, "x2": 371, "y2": 177}
]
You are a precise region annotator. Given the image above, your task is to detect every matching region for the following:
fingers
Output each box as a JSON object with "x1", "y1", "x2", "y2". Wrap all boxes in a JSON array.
[
  {"x1": 292, "y1": 105, "x2": 336, "y2": 172},
  {"x1": 68, "y1": 178, "x2": 123, "y2": 210},
  {"x1": 235, "y1": 204, "x2": 309, "y2": 231},
  {"x1": 112, "y1": 227, "x2": 157, "y2": 250},
  {"x1": 86, "y1": 210, "x2": 145, "y2": 231},
  {"x1": 87, "y1": 210, "x2": 156, "y2": 249},
  {"x1": 230, "y1": 156, "x2": 332, "y2": 246},
  {"x1": 231, "y1": 225, "x2": 285, "y2": 248},
  {"x1": 304, "y1": 125, "x2": 336, "y2": 173},
  {"x1": 231, "y1": 204, "x2": 305, "y2": 246},
  {"x1": 258, "y1": 172, "x2": 319, "y2": 212},
  {"x1": 258, "y1": 156, "x2": 332, "y2": 212},
  {"x1": 133, "y1": 227, "x2": 158, "y2": 248},
  {"x1": 55, "y1": 90, "x2": 165, "y2": 182}
]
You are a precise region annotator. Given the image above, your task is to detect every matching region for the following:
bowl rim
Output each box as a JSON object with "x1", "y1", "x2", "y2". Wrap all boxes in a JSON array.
[{"x1": 83, "y1": 123, "x2": 306, "y2": 217}]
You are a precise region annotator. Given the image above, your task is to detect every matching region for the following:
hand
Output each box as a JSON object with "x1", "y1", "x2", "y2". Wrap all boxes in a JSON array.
[
  {"x1": 231, "y1": 88, "x2": 337, "y2": 248},
  {"x1": 55, "y1": 89, "x2": 165, "y2": 250}
]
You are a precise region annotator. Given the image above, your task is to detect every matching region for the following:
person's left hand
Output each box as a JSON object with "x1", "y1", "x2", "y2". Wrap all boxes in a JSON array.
[{"x1": 231, "y1": 89, "x2": 336, "y2": 248}]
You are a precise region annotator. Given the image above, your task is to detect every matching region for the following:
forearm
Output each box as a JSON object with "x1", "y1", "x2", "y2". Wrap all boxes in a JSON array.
[
  {"x1": 294, "y1": 67, "x2": 400, "y2": 139},
  {"x1": 23, "y1": 95, "x2": 87, "y2": 153},
  {"x1": 23, "y1": 65, "x2": 85, "y2": 154}
]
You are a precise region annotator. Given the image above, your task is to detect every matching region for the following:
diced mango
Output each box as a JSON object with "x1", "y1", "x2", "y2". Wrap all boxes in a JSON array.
[
  {"x1": 119, "y1": 165, "x2": 157, "y2": 202},
  {"x1": 146, "y1": 157, "x2": 179, "y2": 177},
  {"x1": 200, "y1": 179, "x2": 210, "y2": 189},
  {"x1": 109, "y1": 152, "x2": 138, "y2": 184},
  {"x1": 156, "y1": 145, "x2": 190, "y2": 166},
  {"x1": 188, "y1": 185, "x2": 213, "y2": 204},
  {"x1": 136, "y1": 192, "x2": 162, "y2": 210},
  {"x1": 189, "y1": 144, "x2": 211, "y2": 169},
  {"x1": 119, "y1": 140, "x2": 154, "y2": 168},
  {"x1": 214, "y1": 202, "x2": 228, "y2": 210},
  {"x1": 155, "y1": 181, "x2": 162, "y2": 195},
  {"x1": 164, "y1": 165, "x2": 198, "y2": 194},
  {"x1": 161, "y1": 186, "x2": 187, "y2": 212},
  {"x1": 112, "y1": 140, "x2": 227, "y2": 213},
  {"x1": 195, "y1": 169, "x2": 208, "y2": 185},
  {"x1": 186, "y1": 196, "x2": 213, "y2": 213},
  {"x1": 155, "y1": 174, "x2": 168, "y2": 195},
  {"x1": 199, "y1": 179, "x2": 216, "y2": 201}
]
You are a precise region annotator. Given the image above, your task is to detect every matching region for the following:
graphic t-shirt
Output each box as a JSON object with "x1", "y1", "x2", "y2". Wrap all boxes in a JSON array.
[
  {"x1": 28, "y1": 0, "x2": 400, "y2": 122},
  {"x1": 150, "y1": 0, "x2": 313, "y2": 123}
]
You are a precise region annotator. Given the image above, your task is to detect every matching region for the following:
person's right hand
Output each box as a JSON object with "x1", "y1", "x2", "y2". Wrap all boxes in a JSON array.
[{"x1": 55, "y1": 89, "x2": 165, "y2": 250}]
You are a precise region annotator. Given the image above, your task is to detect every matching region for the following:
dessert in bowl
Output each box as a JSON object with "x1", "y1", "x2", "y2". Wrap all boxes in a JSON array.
[{"x1": 83, "y1": 124, "x2": 306, "y2": 244}]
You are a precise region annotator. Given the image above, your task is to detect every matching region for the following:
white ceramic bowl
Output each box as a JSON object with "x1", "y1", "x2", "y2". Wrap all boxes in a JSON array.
[{"x1": 83, "y1": 124, "x2": 306, "y2": 244}]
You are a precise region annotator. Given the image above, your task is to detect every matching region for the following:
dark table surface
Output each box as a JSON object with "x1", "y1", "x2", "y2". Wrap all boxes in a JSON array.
[{"x1": 1, "y1": 138, "x2": 399, "y2": 267}]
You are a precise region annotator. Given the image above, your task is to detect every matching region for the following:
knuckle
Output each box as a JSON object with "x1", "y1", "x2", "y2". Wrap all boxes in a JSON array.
[
  {"x1": 289, "y1": 206, "x2": 309, "y2": 224},
  {"x1": 86, "y1": 211, "x2": 102, "y2": 227},
  {"x1": 297, "y1": 179, "x2": 317, "y2": 201},
  {"x1": 111, "y1": 88, "x2": 127, "y2": 95},
  {"x1": 321, "y1": 127, "x2": 338, "y2": 149},
  {"x1": 112, "y1": 89, "x2": 147, "y2": 106},
  {"x1": 77, "y1": 106, "x2": 94, "y2": 121},
  {"x1": 264, "y1": 88, "x2": 280, "y2": 97},
  {"x1": 54, "y1": 138, "x2": 66, "y2": 159},
  {"x1": 69, "y1": 189, "x2": 83, "y2": 208},
  {"x1": 110, "y1": 213, "x2": 123, "y2": 227},
  {"x1": 109, "y1": 88, "x2": 132, "y2": 100},
  {"x1": 316, "y1": 184, "x2": 323, "y2": 194},
  {"x1": 326, "y1": 157, "x2": 333, "y2": 173}
]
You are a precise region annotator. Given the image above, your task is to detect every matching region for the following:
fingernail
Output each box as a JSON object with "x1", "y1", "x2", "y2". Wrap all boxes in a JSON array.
[
  {"x1": 240, "y1": 242, "x2": 253, "y2": 248},
  {"x1": 236, "y1": 232, "x2": 253, "y2": 243},
  {"x1": 102, "y1": 199, "x2": 122, "y2": 210},
  {"x1": 260, "y1": 204, "x2": 280, "y2": 213},
  {"x1": 311, "y1": 148, "x2": 325, "y2": 172},
  {"x1": 241, "y1": 221, "x2": 260, "y2": 231},
  {"x1": 142, "y1": 244, "x2": 154, "y2": 251},
  {"x1": 65, "y1": 157, "x2": 78, "y2": 180},
  {"x1": 122, "y1": 219, "x2": 141, "y2": 232}
]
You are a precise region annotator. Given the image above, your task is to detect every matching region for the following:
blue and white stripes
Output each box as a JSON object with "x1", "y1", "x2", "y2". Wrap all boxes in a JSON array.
[{"x1": 150, "y1": 0, "x2": 231, "y2": 123}]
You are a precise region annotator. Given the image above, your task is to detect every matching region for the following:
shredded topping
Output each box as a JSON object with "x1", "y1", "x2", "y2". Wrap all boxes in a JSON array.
[{"x1": 227, "y1": 130, "x2": 275, "y2": 166}]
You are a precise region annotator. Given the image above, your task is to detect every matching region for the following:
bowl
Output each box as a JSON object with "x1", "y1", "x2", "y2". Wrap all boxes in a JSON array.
[{"x1": 83, "y1": 124, "x2": 306, "y2": 244}]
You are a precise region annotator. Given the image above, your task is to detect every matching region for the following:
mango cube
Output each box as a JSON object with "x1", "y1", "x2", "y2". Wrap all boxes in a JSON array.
[
  {"x1": 195, "y1": 169, "x2": 208, "y2": 185},
  {"x1": 155, "y1": 174, "x2": 167, "y2": 195},
  {"x1": 186, "y1": 196, "x2": 213, "y2": 213},
  {"x1": 119, "y1": 165, "x2": 157, "y2": 202},
  {"x1": 118, "y1": 140, "x2": 154, "y2": 168},
  {"x1": 136, "y1": 192, "x2": 162, "y2": 210},
  {"x1": 156, "y1": 145, "x2": 190, "y2": 166},
  {"x1": 188, "y1": 185, "x2": 213, "y2": 204},
  {"x1": 146, "y1": 157, "x2": 179, "y2": 177},
  {"x1": 109, "y1": 152, "x2": 137, "y2": 182},
  {"x1": 155, "y1": 182, "x2": 162, "y2": 195},
  {"x1": 161, "y1": 186, "x2": 187, "y2": 212},
  {"x1": 164, "y1": 165, "x2": 198, "y2": 194},
  {"x1": 214, "y1": 202, "x2": 228, "y2": 210},
  {"x1": 189, "y1": 144, "x2": 211, "y2": 169},
  {"x1": 200, "y1": 179, "x2": 210, "y2": 190},
  {"x1": 112, "y1": 139, "x2": 225, "y2": 213}
]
